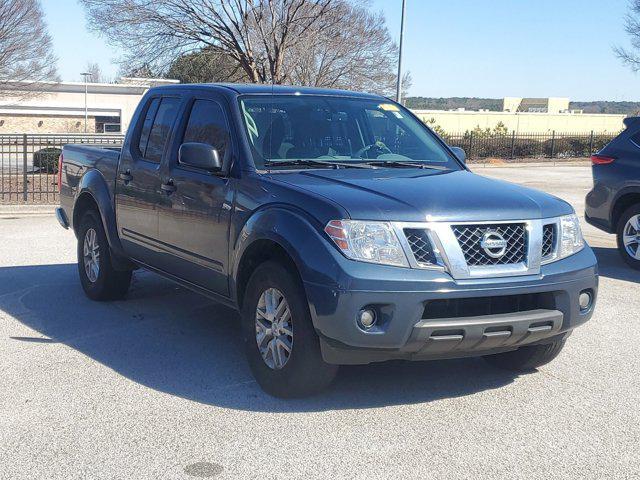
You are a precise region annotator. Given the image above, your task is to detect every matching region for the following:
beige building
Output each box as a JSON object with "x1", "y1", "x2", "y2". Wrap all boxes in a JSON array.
[
  {"x1": 0, "y1": 77, "x2": 178, "y2": 134},
  {"x1": 502, "y1": 97, "x2": 572, "y2": 114},
  {"x1": 0, "y1": 86, "x2": 628, "y2": 136},
  {"x1": 414, "y1": 97, "x2": 625, "y2": 134}
]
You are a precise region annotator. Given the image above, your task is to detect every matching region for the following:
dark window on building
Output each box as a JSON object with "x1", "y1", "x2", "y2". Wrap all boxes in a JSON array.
[
  {"x1": 95, "y1": 116, "x2": 121, "y2": 133},
  {"x1": 182, "y1": 100, "x2": 230, "y2": 164}
]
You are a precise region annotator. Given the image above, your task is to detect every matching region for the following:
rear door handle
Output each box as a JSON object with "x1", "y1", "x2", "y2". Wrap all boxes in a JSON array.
[
  {"x1": 119, "y1": 170, "x2": 133, "y2": 182},
  {"x1": 161, "y1": 180, "x2": 177, "y2": 194}
]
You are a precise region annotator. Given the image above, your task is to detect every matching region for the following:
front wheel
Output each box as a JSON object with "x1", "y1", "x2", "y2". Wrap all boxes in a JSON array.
[
  {"x1": 240, "y1": 261, "x2": 338, "y2": 397},
  {"x1": 482, "y1": 339, "x2": 566, "y2": 372},
  {"x1": 77, "y1": 210, "x2": 132, "y2": 301},
  {"x1": 616, "y1": 204, "x2": 640, "y2": 270}
]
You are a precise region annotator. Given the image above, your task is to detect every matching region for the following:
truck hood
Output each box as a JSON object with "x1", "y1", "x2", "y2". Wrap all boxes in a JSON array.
[{"x1": 267, "y1": 168, "x2": 573, "y2": 222}]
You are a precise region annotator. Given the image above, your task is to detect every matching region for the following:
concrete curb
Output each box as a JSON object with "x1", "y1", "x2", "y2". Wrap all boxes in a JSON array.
[
  {"x1": 0, "y1": 204, "x2": 55, "y2": 218},
  {"x1": 470, "y1": 161, "x2": 590, "y2": 168}
]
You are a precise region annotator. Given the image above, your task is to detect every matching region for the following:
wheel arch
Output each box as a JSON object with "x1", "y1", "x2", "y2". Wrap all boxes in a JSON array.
[
  {"x1": 73, "y1": 169, "x2": 128, "y2": 261},
  {"x1": 234, "y1": 239, "x2": 302, "y2": 310},
  {"x1": 230, "y1": 206, "x2": 341, "y2": 309},
  {"x1": 611, "y1": 188, "x2": 640, "y2": 230}
]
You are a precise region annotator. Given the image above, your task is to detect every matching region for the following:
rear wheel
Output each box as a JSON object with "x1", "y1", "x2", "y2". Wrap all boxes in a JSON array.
[
  {"x1": 240, "y1": 261, "x2": 338, "y2": 397},
  {"x1": 616, "y1": 204, "x2": 640, "y2": 270},
  {"x1": 77, "y1": 210, "x2": 132, "y2": 301},
  {"x1": 482, "y1": 339, "x2": 566, "y2": 372}
]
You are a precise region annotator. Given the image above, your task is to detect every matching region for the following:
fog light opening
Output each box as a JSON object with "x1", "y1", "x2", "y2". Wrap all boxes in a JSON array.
[
  {"x1": 357, "y1": 308, "x2": 377, "y2": 330},
  {"x1": 579, "y1": 290, "x2": 593, "y2": 312}
]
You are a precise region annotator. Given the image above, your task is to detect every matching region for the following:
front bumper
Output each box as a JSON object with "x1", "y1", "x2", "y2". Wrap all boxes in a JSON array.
[
  {"x1": 55, "y1": 207, "x2": 69, "y2": 229},
  {"x1": 304, "y1": 246, "x2": 598, "y2": 365}
]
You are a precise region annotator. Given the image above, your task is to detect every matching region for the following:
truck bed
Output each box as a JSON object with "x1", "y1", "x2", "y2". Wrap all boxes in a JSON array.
[
  {"x1": 62, "y1": 143, "x2": 121, "y2": 178},
  {"x1": 59, "y1": 144, "x2": 122, "y2": 224}
]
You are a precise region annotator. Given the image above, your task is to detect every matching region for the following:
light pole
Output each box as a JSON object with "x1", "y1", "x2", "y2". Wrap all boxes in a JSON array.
[
  {"x1": 80, "y1": 72, "x2": 92, "y2": 133},
  {"x1": 396, "y1": 0, "x2": 407, "y2": 104}
]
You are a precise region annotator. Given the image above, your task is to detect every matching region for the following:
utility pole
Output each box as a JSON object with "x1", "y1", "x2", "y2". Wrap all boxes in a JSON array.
[
  {"x1": 396, "y1": 0, "x2": 407, "y2": 104},
  {"x1": 81, "y1": 72, "x2": 92, "y2": 133}
]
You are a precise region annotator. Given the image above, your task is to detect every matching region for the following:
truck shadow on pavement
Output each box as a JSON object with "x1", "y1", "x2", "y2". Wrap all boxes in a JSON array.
[
  {"x1": 1, "y1": 263, "x2": 526, "y2": 411},
  {"x1": 591, "y1": 247, "x2": 640, "y2": 283}
]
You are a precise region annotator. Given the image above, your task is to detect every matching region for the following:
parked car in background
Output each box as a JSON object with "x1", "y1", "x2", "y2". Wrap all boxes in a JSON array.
[
  {"x1": 56, "y1": 84, "x2": 598, "y2": 397},
  {"x1": 586, "y1": 117, "x2": 640, "y2": 269}
]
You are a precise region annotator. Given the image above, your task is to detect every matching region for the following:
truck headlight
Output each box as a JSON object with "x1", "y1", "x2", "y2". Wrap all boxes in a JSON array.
[
  {"x1": 324, "y1": 220, "x2": 409, "y2": 267},
  {"x1": 558, "y1": 214, "x2": 585, "y2": 259}
]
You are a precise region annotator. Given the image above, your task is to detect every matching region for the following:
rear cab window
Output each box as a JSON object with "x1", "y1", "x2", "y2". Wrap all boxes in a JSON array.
[{"x1": 136, "y1": 96, "x2": 180, "y2": 163}]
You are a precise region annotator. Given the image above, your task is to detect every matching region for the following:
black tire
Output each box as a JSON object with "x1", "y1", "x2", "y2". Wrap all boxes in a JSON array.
[
  {"x1": 240, "y1": 261, "x2": 338, "y2": 398},
  {"x1": 77, "y1": 210, "x2": 132, "y2": 301},
  {"x1": 482, "y1": 339, "x2": 566, "y2": 372},
  {"x1": 616, "y1": 204, "x2": 640, "y2": 270}
]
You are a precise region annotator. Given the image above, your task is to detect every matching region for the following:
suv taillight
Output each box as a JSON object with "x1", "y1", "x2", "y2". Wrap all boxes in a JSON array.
[
  {"x1": 591, "y1": 154, "x2": 615, "y2": 165},
  {"x1": 57, "y1": 153, "x2": 63, "y2": 192}
]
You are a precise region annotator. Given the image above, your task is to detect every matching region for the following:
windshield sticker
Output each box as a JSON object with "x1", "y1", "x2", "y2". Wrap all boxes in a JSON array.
[
  {"x1": 379, "y1": 103, "x2": 400, "y2": 112},
  {"x1": 241, "y1": 101, "x2": 259, "y2": 145}
]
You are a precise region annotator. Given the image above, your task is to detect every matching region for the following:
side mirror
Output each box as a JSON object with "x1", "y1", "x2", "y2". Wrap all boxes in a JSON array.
[
  {"x1": 450, "y1": 146, "x2": 466, "y2": 164},
  {"x1": 179, "y1": 142, "x2": 222, "y2": 172}
]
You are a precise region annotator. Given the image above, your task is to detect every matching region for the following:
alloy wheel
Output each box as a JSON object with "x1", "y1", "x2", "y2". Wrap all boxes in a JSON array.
[
  {"x1": 83, "y1": 228, "x2": 100, "y2": 283},
  {"x1": 255, "y1": 288, "x2": 293, "y2": 370},
  {"x1": 623, "y1": 214, "x2": 640, "y2": 260}
]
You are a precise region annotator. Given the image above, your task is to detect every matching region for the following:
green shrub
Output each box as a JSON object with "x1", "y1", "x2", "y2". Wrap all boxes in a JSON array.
[{"x1": 33, "y1": 147, "x2": 62, "y2": 173}]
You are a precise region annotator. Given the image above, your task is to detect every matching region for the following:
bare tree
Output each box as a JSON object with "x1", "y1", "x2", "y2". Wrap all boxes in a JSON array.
[
  {"x1": 122, "y1": 64, "x2": 155, "y2": 79},
  {"x1": 616, "y1": 1, "x2": 640, "y2": 71},
  {"x1": 287, "y1": 2, "x2": 399, "y2": 96},
  {"x1": 0, "y1": 0, "x2": 58, "y2": 94},
  {"x1": 80, "y1": 0, "x2": 341, "y2": 84},
  {"x1": 400, "y1": 71, "x2": 412, "y2": 103},
  {"x1": 167, "y1": 48, "x2": 248, "y2": 83},
  {"x1": 84, "y1": 62, "x2": 105, "y2": 83}
]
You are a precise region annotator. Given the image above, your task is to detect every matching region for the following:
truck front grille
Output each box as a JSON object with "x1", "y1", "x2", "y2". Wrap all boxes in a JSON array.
[
  {"x1": 542, "y1": 223, "x2": 555, "y2": 258},
  {"x1": 404, "y1": 228, "x2": 437, "y2": 265},
  {"x1": 422, "y1": 292, "x2": 556, "y2": 319},
  {"x1": 451, "y1": 223, "x2": 527, "y2": 266}
]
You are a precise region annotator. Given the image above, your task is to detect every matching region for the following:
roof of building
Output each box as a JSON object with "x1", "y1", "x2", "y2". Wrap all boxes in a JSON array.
[{"x1": 0, "y1": 78, "x2": 179, "y2": 95}]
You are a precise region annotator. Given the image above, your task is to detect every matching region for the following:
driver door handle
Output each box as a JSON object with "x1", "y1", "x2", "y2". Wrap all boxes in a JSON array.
[
  {"x1": 161, "y1": 179, "x2": 177, "y2": 194},
  {"x1": 119, "y1": 170, "x2": 133, "y2": 182}
]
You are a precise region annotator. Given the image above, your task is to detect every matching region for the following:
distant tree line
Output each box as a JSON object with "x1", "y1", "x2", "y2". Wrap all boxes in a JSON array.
[{"x1": 407, "y1": 97, "x2": 640, "y2": 115}]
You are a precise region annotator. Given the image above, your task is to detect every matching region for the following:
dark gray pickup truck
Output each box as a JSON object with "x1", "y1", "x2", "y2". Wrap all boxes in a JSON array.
[{"x1": 57, "y1": 84, "x2": 598, "y2": 397}]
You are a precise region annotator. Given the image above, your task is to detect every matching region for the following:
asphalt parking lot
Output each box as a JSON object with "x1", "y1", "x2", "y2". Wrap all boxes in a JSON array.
[{"x1": 1, "y1": 165, "x2": 639, "y2": 479}]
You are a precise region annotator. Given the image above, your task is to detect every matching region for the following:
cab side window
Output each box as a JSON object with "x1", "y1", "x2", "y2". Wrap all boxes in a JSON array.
[
  {"x1": 138, "y1": 97, "x2": 180, "y2": 163},
  {"x1": 182, "y1": 99, "x2": 230, "y2": 165}
]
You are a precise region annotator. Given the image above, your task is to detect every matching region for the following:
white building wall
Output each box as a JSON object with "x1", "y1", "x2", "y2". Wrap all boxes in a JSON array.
[{"x1": 0, "y1": 79, "x2": 178, "y2": 134}]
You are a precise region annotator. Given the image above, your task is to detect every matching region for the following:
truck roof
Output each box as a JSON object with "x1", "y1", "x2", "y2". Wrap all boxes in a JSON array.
[{"x1": 153, "y1": 82, "x2": 386, "y2": 99}]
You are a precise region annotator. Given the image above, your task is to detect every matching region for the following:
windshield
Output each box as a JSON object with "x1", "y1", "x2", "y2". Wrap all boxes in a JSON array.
[{"x1": 238, "y1": 95, "x2": 461, "y2": 170}]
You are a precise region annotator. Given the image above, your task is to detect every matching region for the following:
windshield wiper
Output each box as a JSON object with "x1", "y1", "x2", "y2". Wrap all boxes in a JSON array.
[
  {"x1": 265, "y1": 159, "x2": 375, "y2": 169},
  {"x1": 362, "y1": 160, "x2": 450, "y2": 171}
]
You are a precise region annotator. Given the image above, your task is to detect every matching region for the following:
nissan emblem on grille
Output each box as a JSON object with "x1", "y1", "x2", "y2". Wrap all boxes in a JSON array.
[
  {"x1": 480, "y1": 231, "x2": 508, "y2": 258},
  {"x1": 452, "y1": 223, "x2": 527, "y2": 266}
]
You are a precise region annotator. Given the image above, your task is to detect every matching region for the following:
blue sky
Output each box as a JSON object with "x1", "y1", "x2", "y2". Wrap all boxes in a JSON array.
[{"x1": 43, "y1": 0, "x2": 640, "y2": 101}]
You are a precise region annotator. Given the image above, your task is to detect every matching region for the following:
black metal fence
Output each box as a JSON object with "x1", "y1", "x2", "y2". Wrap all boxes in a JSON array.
[
  {"x1": 0, "y1": 134, "x2": 124, "y2": 204},
  {"x1": 443, "y1": 130, "x2": 617, "y2": 162},
  {"x1": 0, "y1": 131, "x2": 620, "y2": 204}
]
